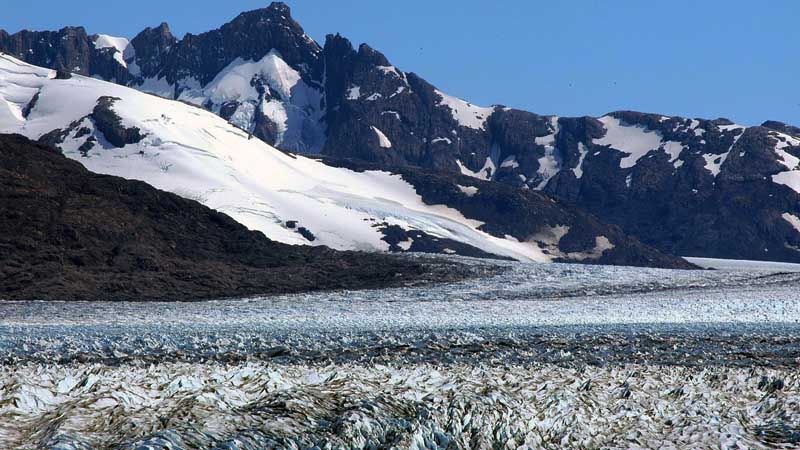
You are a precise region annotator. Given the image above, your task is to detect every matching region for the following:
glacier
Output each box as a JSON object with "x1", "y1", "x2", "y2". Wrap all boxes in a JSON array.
[{"x1": 1, "y1": 256, "x2": 800, "y2": 449}]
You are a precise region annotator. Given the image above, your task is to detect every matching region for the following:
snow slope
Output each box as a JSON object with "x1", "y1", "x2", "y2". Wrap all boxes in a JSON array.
[
  {"x1": 175, "y1": 50, "x2": 325, "y2": 153},
  {"x1": 435, "y1": 89, "x2": 495, "y2": 130},
  {"x1": 92, "y1": 34, "x2": 133, "y2": 68},
  {"x1": 0, "y1": 53, "x2": 557, "y2": 262}
]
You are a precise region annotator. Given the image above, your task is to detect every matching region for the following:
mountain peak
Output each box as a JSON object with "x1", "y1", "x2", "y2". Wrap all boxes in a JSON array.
[
  {"x1": 234, "y1": 1, "x2": 295, "y2": 23},
  {"x1": 356, "y1": 43, "x2": 390, "y2": 66},
  {"x1": 762, "y1": 120, "x2": 800, "y2": 137},
  {"x1": 266, "y1": 2, "x2": 292, "y2": 15},
  {"x1": 155, "y1": 22, "x2": 171, "y2": 33}
]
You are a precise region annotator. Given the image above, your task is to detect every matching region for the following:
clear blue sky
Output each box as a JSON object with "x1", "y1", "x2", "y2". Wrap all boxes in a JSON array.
[{"x1": 3, "y1": 1, "x2": 798, "y2": 125}]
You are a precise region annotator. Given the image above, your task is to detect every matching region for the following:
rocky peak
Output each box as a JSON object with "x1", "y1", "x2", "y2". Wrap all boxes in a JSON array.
[
  {"x1": 356, "y1": 43, "x2": 390, "y2": 67},
  {"x1": 232, "y1": 2, "x2": 296, "y2": 24},
  {"x1": 266, "y1": 1, "x2": 292, "y2": 14},
  {"x1": 129, "y1": 23, "x2": 177, "y2": 79},
  {"x1": 152, "y1": 2, "x2": 322, "y2": 87},
  {"x1": 0, "y1": 26, "x2": 91, "y2": 75},
  {"x1": 762, "y1": 120, "x2": 800, "y2": 138}
]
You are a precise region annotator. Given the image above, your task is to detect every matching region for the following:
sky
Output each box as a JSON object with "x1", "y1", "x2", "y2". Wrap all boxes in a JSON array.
[{"x1": 2, "y1": 0, "x2": 798, "y2": 126}]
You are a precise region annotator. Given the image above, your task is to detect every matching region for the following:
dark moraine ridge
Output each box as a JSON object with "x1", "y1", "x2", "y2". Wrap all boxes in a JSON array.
[{"x1": 0, "y1": 134, "x2": 466, "y2": 302}]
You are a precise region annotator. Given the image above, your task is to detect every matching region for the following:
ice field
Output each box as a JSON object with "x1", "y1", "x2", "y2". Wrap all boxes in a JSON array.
[{"x1": 2, "y1": 257, "x2": 800, "y2": 449}]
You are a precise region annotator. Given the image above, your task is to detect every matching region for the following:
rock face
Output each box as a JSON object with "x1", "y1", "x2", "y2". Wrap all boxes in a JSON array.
[
  {"x1": 0, "y1": 134, "x2": 463, "y2": 301},
  {"x1": 323, "y1": 158, "x2": 696, "y2": 269},
  {"x1": 3, "y1": 2, "x2": 800, "y2": 262}
]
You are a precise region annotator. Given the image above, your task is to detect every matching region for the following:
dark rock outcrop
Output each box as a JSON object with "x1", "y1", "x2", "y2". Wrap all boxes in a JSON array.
[
  {"x1": 0, "y1": 134, "x2": 464, "y2": 301},
  {"x1": 90, "y1": 96, "x2": 144, "y2": 148}
]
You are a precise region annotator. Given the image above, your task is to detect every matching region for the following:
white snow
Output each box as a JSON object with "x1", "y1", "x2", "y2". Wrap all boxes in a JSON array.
[
  {"x1": 702, "y1": 128, "x2": 745, "y2": 176},
  {"x1": 536, "y1": 146, "x2": 560, "y2": 189},
  {"x1": 371, "y1": 126, "x2": 392, "y2": 148},
  {"x1": 662, "y1": 140, "x2": 686, "y2": 166},
  {"x1": 135, "y1": 76, "x2": 174, "y2": 98},
  {"x1": 594, "y1": 116, "x2": 665, "y2": 169},
  {"x1": 702, "y1": 153, "x2": 726, "y2": 176},
  {"x1": 456, "y1": 158, "x2": 496, "y2": 181},
  {"x1": 434, "y1": 89, "x2": 494, "y2": 130},
  {"x1": 375, "y1": 65, "x2": 406, "y2": 81},
  {"x1": 534, "y1": 133, "x2": 556, "y2": 146},
  {"x1": 500, "y1": 155, "x2": 519, "y2": 169},
  {"x1": 773, "y1": 171, "x2": 800, "y2": 193},
  {"x1": 771, "y1": 131, "x2": 800, "y2": 170},
  {"x1": 533, "y1": 117, "x2": 561, "y2": 189},
  {"x1": 389, "y1": 86, "x2": 406, "y2": 98},
  {"x1": 573, "y1": 142, "x2": 588, "y2": 178},
  {"x1": 431, "y1": 137, "x2": 451, "y2": 145},
  {"x1": 0, "y1": 54, "x2": 557, "y2": 262},
  {"x1": 782, "y1": 212, "x2": 800, "y2": 233},
  {"x1": 93, "y1": 34, "x2": 133, "y2": 68},
  {"x1": 176, "y1": 50, "x2": 325, "y2": 153},
  {"x1": 770, "y1": 132, "x2": 800, "y2": 193},
  {"x1": 346, "y1": 85, "x2": 361, "y2": 100},
  {"x1": 457, "y1": 185, "x2": 479, "y2": 197},
  {"x1": 718, "y1": 123, "x2": 745, "y2": 133}
]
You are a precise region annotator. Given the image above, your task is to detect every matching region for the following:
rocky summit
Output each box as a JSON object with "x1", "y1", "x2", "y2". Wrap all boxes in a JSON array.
[{"x1": 3, "y1": 2, "x2": 799, "y2": 262}]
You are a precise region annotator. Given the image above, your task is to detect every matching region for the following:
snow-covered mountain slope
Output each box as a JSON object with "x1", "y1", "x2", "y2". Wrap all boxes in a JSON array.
[
  {"x1": 174, "y1": 49, "x2": 325, "y2": 153},
  {"x1": 0, "y1": 53, "x2": 690, "y2": 267},
  {"x1": 7, "y1": 2, "x2": 796, "y2": 263}
]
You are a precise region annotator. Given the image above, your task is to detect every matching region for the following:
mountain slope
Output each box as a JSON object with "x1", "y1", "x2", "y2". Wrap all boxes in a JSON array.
[
  {"x1": 6, "y1": 3, "x2": 795, "y2": 262},
  {"x1": 0, "y1": 134, "x2": 464, "y2": 301},
  {"x1": 0, "y1": 53, "x2": 691, "y2": 268}
]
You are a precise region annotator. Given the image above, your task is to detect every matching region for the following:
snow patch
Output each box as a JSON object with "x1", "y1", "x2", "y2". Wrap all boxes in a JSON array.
[
  {"x1": 456, "y1": 157, "x2": 496, "y2": 181},
  {"x1": 782, "y1": 213, "x2": 800, "y2": 233},
  {"x1": 93, "y1": 35, "x2": 133, "y2": 68},
  {"x1": 176, "y1": 50, "x2": 324, "y2": 152},
  {"x1": 594, "y1": 116, "x2": 664, "y2": 169},
  {"x1": 573, "y1": 143, "x2": 588, "y2": 178},
  {"x1": 371, "y1": 126, "x2": 392, "y2": 148},
  {"x1": 136, "y1": 76, "x2": 174, "y2": 98},
  {"x1": 434, "y1": 89, "x2": 494, "y2": 130},
  {"x1": 389, "y1": 86, "x2": 406, "y2": 98},
  {"x1": 500, "y1": 155, "x2": 519, "y2": 169},
  {"x1": 457, "y1": 185, "x2": 479, "y2": 197},
  {"x1": 346, "y1": 85, "x2": 361, "y2": 100}
]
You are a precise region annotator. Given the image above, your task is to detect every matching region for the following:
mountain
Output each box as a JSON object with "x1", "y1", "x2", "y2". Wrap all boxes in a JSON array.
[
  {"x1": 3, "y1": 3, "x2": 797, "y2": 262},
  {"x1": 0, "y1": 53, "x2": 690, "y2": 269},
  {"x1": 0, "y1": 133, "x2": 475, "y2": 301}
]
